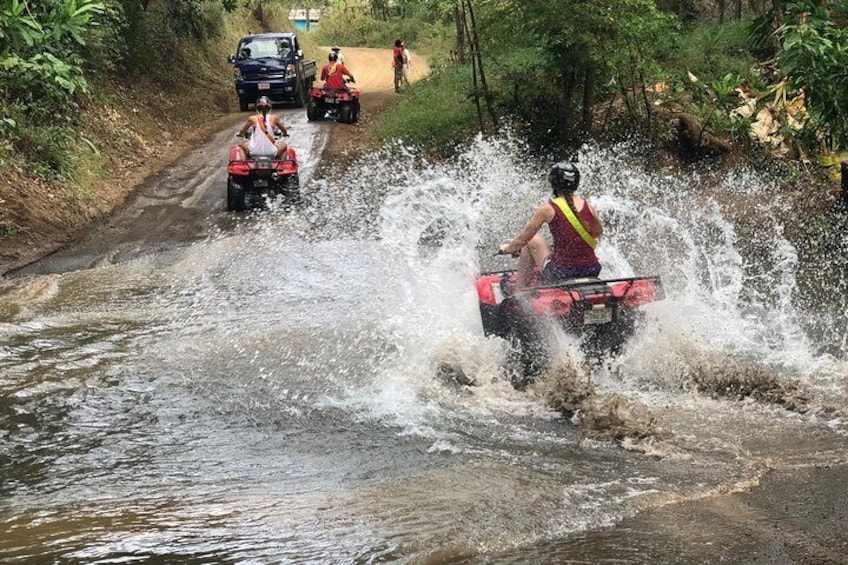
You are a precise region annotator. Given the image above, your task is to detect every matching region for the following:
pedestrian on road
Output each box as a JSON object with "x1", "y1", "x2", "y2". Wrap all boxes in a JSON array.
[
  {"x1": 392, "y1": 39, "x2": 407, "y2": 93},
  {"x1": 402, "y1": 42, "x2": 411, "y2": 86}
]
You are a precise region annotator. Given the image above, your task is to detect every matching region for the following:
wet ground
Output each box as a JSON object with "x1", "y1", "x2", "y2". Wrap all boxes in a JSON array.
[{"x1": 1, "y1": 92, "x2": 847, "y2": 563}]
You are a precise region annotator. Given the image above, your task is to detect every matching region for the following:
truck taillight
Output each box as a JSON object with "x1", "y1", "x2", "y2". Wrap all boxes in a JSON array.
[{"x1": 232, "y1": 66, "x2": 242, "y2": 80}]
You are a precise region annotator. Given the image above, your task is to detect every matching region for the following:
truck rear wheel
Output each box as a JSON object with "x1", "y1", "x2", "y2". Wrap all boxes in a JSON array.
[
  {"x1": 238, "y1": 97, "x2": 249, "y2": 112},
  {"x1": 293, "y1": 80, "x2": 305, "y2": 108},
  {"x1": 307, "y1": 99, "x2": 321, "y2": 121}
]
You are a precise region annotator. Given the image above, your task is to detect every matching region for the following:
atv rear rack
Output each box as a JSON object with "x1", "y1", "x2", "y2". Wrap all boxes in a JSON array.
[{"x1": 480, "y1": 270, "x2": 664, "y2": 302}]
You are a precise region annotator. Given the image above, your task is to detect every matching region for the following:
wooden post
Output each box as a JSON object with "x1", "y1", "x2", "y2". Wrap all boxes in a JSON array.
[{"x1": 841, "y1": 160, "x2": 848, "y2": 207}]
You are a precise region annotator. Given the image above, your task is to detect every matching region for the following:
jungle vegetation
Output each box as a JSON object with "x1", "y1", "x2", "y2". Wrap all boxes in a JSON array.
[{"x1": 2, "y1": 0, "x2": 847, "y2": 177}]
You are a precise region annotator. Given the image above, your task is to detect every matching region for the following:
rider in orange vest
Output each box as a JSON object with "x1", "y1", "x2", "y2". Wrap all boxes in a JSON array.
[{"x1": 320, "y1": 51, "x2": 355, "y2": 90}]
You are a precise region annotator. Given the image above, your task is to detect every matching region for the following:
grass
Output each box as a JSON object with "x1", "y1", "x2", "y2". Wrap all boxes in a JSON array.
[
  {"x1": 664, "y1": 20, "x2": 761, "y2": 87},
  {"x1": 376, "y1": 63, "x2": 479, "y2": 148}
]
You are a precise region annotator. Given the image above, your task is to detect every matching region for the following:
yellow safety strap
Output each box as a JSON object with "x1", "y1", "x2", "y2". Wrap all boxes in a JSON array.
[{"x1": 552, "y1": 196, "x2": 596, "y2": 249}]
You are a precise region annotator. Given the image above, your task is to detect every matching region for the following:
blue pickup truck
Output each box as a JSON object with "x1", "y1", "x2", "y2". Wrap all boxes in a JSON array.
[{"x1": 228, "y1": 32, "x2": 317, "y2": 111}]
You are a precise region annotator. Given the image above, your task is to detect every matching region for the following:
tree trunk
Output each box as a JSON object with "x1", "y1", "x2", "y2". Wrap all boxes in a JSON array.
[
  {"x1": 454, "y1": 3, "x2": 466, "y2": 63},
  {"x1": 581, "y1": 65, "x2": 596, "y2": 136},
  {"x1": 772, "y1": 0, "x2": 783, "y2": 27},
  {"x1": 461, "y1": 3, "x2": 484, "y2": 133},
  {"x1": 464, "y1": 0, "x2": 498, "y2": 129},
  {"x1": 736, "y1": 0, "x2": 743, "y2": 19},
  {"x1": 638, "y1": 69, "x2": 652, "y2": 136},
  {"x1": 718, "y1": 0, "x2": 726, "y2": 23}
]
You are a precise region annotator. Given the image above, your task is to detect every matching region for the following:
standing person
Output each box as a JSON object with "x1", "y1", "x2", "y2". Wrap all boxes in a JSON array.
[
  {"x1": 236, "y1": 96, "x2": 289, "y2": 159},
  {"x1": 330, "y1": 45, "x2": 344, "y2": 64},
  {"x1": 320, "y1": 51, "x2": 355, "y2": 90},
  {"x1": 402, "y1": 42, "x2": 412, "y2": 85},
  {"x1": 499, "y1": 161, "x2": 603, "y2": 289},
  {"x1": 391, "y1": 39, "x2": 407, "y2": 93}
]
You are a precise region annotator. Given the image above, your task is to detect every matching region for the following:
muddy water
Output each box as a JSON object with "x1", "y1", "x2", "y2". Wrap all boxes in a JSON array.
[{"x1": 1, "y1": 134, "x2": 847, "y2": 564}]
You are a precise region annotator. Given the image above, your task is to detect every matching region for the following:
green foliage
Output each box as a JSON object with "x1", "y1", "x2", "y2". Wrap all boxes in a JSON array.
[
  {"x1": 686, "y1": 71, "x2": 752, "y2": 142},
  {"x1": 313, "y1": 3, "x2": 452, "y2": 54},
  {"x1": 668, "y1": 20, "x2": 759, "y2": 85},
  {"x1": 773, "y1": 1, "x2": 848, "y2": 149},
  {"x1": 1, "y1": 0, "x2": 104, "y2": 172},
  {"x1": 164, "y1": 0, "x2": 226, "y2": 40},
  {"x1": 377, "y1": 63, "x2": 478, "y2": 147}
]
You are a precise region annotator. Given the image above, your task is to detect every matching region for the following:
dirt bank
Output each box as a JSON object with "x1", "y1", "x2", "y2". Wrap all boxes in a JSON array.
[{"x1": 0, "y1": 80, "x2": 235, "y2": 276}]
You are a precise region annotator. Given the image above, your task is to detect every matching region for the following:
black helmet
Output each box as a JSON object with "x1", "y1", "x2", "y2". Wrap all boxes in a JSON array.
[
  {"x1": 549, "y1": 161, "x2": 580, "y2": 193},
  {"x1": 255, "y1": 96, "x2": 272, "y2": 114},
  {"x1": 331, "y1": 45, "x2": 341, "y2": 52},
  {"x1": 328, "y1": 51, "x2": 338, "y2": 62}
]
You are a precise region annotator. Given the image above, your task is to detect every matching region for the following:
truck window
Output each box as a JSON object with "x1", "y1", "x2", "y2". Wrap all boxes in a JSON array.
[{"x1": 237, "y1": 37, "x2": 292, "y2": 60}]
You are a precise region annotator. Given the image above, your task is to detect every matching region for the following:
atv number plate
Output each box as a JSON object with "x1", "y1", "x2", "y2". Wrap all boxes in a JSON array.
[
  {"x1": 258, "y1": 83, "x2": 271, "y2": 90},
  {"x1": 324, "y1": 96, "x2": 335, "y2": 103},
  {"x1": 254, "y1": 179, "x2": 268, "y2": 187},
  {"x1": 583, "y1": 306, "x2": 612, "y2": 325}
]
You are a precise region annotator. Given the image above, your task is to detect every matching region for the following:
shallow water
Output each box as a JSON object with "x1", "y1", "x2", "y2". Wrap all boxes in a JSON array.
[{"x1": 1, "y1": 135, "x2": 846, "y2": 563}]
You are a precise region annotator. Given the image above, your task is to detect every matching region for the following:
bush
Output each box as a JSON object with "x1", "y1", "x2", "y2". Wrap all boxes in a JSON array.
[{"x1": 313, "y1": 5, "x2": 451, "y2": 56}]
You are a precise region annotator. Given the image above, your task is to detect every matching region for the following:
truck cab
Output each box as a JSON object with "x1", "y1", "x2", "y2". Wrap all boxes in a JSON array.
[{"x1": 229, "y1": 32, "x2": 317, "y2": 111}]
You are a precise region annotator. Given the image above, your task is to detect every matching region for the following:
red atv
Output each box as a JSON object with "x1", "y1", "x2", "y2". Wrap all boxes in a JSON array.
[
  {"x1": 477, "y1": 269, "x2": 665, "y2": 387},
  {"x1": 306, "y1": 79, "x2": 360, "y2": 123},
  {"x1": 226, "y1": 140, "x2": 299, "y2": 211}
]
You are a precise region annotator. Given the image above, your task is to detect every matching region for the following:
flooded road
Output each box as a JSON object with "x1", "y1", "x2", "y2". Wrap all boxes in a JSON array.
[{"x1": 1, "y1": 133, "x2": 847, "y2": 563}]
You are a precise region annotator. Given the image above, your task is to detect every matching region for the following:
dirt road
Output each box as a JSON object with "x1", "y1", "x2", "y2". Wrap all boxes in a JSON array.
[
  {"x1": 327, "y1": 46, "x2": 429, "y2": 93},
  {"x1": 314, "y1": 47, "x2": 430, "y2": 177},
  {"x1": 5, "y1": 47, "x2": 427, "y2": 277}
]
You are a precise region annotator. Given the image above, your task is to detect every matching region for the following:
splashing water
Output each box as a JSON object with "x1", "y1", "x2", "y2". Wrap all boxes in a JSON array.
[{"x1": 3, "y1": 132, "x2": 848, "y2": 563}]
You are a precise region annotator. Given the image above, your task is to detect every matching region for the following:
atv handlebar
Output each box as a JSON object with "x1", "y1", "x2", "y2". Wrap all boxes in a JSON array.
[
  {"x1": 235, "y1": 130, "x2": 289, "y2": 139},
  {"x1": 494, "y1": 248, "x2": 520, "y2": 258}
]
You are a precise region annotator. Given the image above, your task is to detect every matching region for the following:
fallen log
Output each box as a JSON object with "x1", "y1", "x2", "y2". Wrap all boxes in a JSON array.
[{"x1": 677, "y1": 113, "x2": 733, "y2": 154}]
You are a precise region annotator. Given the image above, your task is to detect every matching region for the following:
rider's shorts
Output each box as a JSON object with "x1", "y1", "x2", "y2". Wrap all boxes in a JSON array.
[{"x1": 541, "y1": 260, "x2": 601, "y2": 282}]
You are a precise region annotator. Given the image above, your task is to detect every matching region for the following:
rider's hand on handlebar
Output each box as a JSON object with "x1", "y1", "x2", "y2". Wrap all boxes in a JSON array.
[{"x1": 496, "y1": 244, "x2": 520, "y2": 258}]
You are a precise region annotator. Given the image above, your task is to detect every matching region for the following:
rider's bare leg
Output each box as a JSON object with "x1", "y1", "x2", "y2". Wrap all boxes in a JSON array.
[
  {"x1": 274, "y1": 140, "x2": 288, "y2": 159},
  {"x1": 239, "y1": 140, "x2": 251, "y2": 159},
  {"x1": 516, "y1": 233, "x2": 551, "y2": 289}
]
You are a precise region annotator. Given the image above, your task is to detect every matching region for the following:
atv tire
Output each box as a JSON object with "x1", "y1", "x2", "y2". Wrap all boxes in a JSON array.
[
  {"x1": 227, "y1": 181, "x2": 246, "y2": 211},
  {"x1": 339, "y1": 103, "x2": 353, "y2": 124},
  {"x1": 307, "y1": 99, "x2": 321, "y2": 121},
  {"x1": 283, "y1": 175, "x2": 301, "y2": 205},
  {"x1": 498, "y1": 297, "x2": 549, "y2": 388},
  {"x1": 238, "y1": 97, "x2": 249, "y2": 112},
  {"x1": 351, "y1": 102, "x2": 361, "y2": 123}
]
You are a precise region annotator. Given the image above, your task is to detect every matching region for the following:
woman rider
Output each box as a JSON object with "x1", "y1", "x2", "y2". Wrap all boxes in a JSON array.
[
  {"x1": 237, "y1": 96, "x2": 288, "y2": 159},
  {"x1": 499, "y1": 161, "x2": 603, "y2": 289}
]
